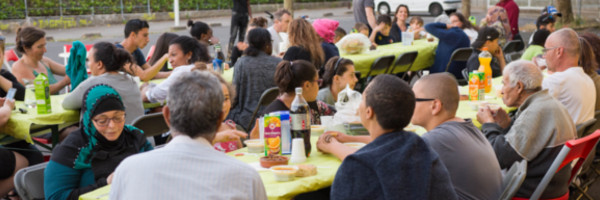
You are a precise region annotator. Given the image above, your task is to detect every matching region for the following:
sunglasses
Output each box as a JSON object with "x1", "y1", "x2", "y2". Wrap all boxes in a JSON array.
[{"x1": 415, "y1": 98, "x2": 435, "y2": 102}]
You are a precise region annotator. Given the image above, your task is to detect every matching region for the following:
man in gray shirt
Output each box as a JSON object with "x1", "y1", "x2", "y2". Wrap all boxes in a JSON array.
[
  {"x1": 353, "y1": 0, "x2": 377, "y2": 32},
  {"x1": 411, "y1": 73, "x2": 502, "y2": 200}
]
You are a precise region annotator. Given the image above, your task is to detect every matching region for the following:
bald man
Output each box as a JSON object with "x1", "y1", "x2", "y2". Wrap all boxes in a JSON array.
[
  {"x1": 411, "y1": 73, "x2": 502, "y2": 200},
  {"x1": 542, "y1": 28, "x2": 595, "y2": 125}
]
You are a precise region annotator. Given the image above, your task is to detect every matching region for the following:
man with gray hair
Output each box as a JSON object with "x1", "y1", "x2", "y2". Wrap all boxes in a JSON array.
[
  {"x1": 477, "y1": 60, "x2": 575, "y2": 199},
  {"x1": 267, "y1": 8, "x2": 292, "y2": 56},
  {"x1": 109, "y1": 71, "x2": 266, "y2": 199},
  {"x1": 542, "y1": 28, "x2": 595, "y2": 125}
]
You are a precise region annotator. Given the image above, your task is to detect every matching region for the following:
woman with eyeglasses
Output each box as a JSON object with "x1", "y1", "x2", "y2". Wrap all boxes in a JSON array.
[
  {"x1": 45, "y1": 85, "x2": 152, "y2": 200},
  {"x1": 318, "y1": 57, "x2": 358, "y2": 106},
  {"x1": 11, "y1": 26, "x2": 70, "y2": 94},
  {"x1": 63, "y1": 42, "x2": 144, "y2": 125}
]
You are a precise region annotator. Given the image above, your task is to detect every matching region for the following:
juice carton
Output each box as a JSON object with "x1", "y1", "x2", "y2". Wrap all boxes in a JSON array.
[
  {"x1": 468, "y1": 71, "x2": 485, "y2": 101},
  {"x1": 264, "y1": 112, "x2": 282, "y2": 156},
  {"x1": 34, "y1": 73, "x2": 51, "y2": 114}
]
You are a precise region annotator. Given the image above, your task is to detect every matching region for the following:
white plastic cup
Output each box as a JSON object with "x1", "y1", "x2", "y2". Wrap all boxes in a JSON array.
[{"x1": 289, "y1": 138, "x2": 307, "y2": 164}]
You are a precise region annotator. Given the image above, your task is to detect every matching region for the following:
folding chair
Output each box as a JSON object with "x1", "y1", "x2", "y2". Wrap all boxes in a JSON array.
[
  {"x1": 387, "y1": 51, "x2": 418, "y2": 80},
  {"x1": 444, "y1": 47, "x2": 472, "y2": 74},
  {"x1": 498, "y1": 160, "x2": 527, "y2": 200},
  {"x1": 576, "y1": 118, "x2": 597, "y2": 138},
  {"x1": 14, "y1": 162, "x2": 48, "y2": 200},
  {"x1": 530, "y1": 130, "x2": 600, "y2": 200},
  {"x1": 246, "y1": 87, "x2": 280, "y2": 131},
  {"x1": 4, "y1": 49, "x2": 19, "y2": 72},
  {"x1": 131, "y1": 112, "x2": 169, "y2": 138},
  {"x1": 356, "y1": 55, "x2": 395, "y2": 92},
  {"x1": 503, "y1": 40, "x2": 522, "y2": 55},
  {"x1": 59, "y1": 44, "x2": 93, "y2": 65}
]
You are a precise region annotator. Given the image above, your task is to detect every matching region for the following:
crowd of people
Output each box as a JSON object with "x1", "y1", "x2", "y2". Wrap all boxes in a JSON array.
[{"x1": 0, "y1": 0, "x2": 599, "y2": 199}]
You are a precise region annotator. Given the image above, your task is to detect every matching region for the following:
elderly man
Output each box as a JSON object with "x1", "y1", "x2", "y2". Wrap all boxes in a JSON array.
[
  {"x1": 542, "y1": 28, "x2": 596, "y2": 125},
  {"x1": 320, "y1": 74, "x2": 458, "y2": 200},
  {"x1": 267, "y1": 8, "x2": 292, "y2": 56},
  {"x1": 412, "y1": 73, "x2": 502, "y2": 200},
  {"x1": 110, "y1": 71, "x2": 266, "y2": 199},
  {"x1": 477, "y1": 60, "x2": 576, "y2": 199}
]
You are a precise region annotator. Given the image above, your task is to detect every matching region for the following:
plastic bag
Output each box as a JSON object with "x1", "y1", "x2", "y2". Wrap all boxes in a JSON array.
[
  {"x1": 332, "y1": 84, "x2": 362, "y2": 125},
  {"x1": 335, "y1": 33, "x2": 372, "y2": 55}
]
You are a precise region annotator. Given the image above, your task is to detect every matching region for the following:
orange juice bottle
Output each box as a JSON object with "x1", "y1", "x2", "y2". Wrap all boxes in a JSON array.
[{"x1": 478, "y1": 47, "x2": 493, "y2": 93}]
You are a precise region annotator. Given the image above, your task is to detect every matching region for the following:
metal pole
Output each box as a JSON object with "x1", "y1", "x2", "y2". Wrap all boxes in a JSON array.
[
  {"x1": 174, "y1": 0, "x2": 180, "y2": 26},
  {"x1": 147, "y1": 0, "x2": 150, "y2": 14},
  {"x1": 120, "y1": 0, "x2": 124, "y2": 20},
  {"x1": 24, "y1": 0, "x2": 28, "y2": 18},
  {"x1": 91, "y1": 0, "x2": 95, "y2": 16},
  {"x1": 59, "y1": 0, "x2": 63, "y2": 17},
  {"x1": 578, "y1": 0, "x2": 582, "y2": 20}
]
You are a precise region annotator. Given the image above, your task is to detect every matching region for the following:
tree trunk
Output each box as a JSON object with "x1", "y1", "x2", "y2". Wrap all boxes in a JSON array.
[
  {"x1": 556, "y1": 0, "x2": 574, "y2": 25},
  {"x1": 284, "y1": 0, "x2": 294, "y2": 17},
  {"x1": 462, "y1": 0, "x2": 471, "y2": 18}
]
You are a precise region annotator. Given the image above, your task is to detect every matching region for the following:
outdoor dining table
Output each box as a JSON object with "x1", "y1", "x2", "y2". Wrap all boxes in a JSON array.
[
  {"x1": 342, "y1": 39, "x2": 438, "y2": 78},
  {"x1": 0, "y1": 94, "x2": 80, "y2": 146},
  {"x1": 79, "y1": 135, "x2": 342, "y2": 200}
]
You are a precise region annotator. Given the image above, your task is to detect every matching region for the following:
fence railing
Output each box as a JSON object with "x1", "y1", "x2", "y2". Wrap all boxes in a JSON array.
[{"x1": 0, "y1": 0, "x2": 341, "y2": 20}]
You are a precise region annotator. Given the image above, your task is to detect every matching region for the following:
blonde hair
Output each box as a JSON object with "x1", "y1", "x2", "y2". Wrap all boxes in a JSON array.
[{"x1": 288, "y1": 18, "x2": 325, "y2": 68}]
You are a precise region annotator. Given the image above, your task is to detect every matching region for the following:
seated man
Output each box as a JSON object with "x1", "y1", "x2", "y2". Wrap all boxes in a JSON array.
[
  {"x1": 542, "y1": 28, "x2": 595, "y2": 125},
  {"x1": 412, "y1": 73, "x2": 502, "y2": 200},
  {"x1": 110, "y1": 71, "x2": 266, "y2": 199},
  {"x1": 466, "y1": 27, "x2": 506, "y2": 77},
  {"x1": 425, "y1": 22, "x2": 470, "y2": 79},
  {"x1": 477, "y1": 60, "x2": 576, "y2": 199},
  {"x1": 322, "y1": 74, "x2": 458, "y2": 200}
]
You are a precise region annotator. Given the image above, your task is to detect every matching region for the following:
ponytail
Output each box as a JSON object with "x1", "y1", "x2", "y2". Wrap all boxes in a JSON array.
[{"x1": 274, "y1": 60, "x2": 317, "y2": 94}]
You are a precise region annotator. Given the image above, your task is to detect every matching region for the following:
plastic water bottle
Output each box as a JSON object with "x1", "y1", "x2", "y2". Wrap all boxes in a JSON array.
[
  {"x1": 478, "y1": 47, "x2": 493, "y2": 93},
  {"x1": 290, "y1": 87, "x2": 311, "y2": 157},
  {"x1": 280, "y1": 111, "x2": 292, "y2": 155},
  {"x1": 213, "y1": 43, "x2": 224, "y2": 74}
]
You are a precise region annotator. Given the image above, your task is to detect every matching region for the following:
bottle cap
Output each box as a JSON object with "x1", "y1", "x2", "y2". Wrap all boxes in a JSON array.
[
  {"x1": 481, "y1": 47, "x2": 488, "y2": 51},
  {"x1": 295, "y1": 87, "x2": 303, "y2": 94}
]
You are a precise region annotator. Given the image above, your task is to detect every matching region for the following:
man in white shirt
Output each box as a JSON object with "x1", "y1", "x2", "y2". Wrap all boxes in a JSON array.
[
  {"x1": 110, "y1": 71, "x2": 266, "y2": 199},
  {"x1": 542, "y1": 28, "x2": 595, "y2": 125},
  {"x1": 267, "y1": 8, "x2": 292, "y2": 56}
]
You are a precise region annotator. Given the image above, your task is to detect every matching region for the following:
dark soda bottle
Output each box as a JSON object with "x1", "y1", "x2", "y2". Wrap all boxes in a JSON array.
[{"x1": 290, "y1": 87, "x2": 311, "y2": 157}]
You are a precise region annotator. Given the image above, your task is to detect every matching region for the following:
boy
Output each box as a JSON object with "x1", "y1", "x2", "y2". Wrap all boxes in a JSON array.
[
  {"x1": 334, "y1": 27, "x2": 347, "y2": 44},
  {"x1": 369, "y1": 15, "x2": 393, "y2": 46}
]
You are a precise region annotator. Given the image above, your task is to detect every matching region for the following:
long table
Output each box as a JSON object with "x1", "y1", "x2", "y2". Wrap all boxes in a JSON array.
[
  {"x1": 342, "y1": 39, "x2": 438, "y2": 78},
  {"x1": 79, "y1": 135, "x2": 342, "y2": 200}
]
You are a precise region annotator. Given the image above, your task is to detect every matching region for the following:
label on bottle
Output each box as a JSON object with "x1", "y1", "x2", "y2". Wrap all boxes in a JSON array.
[{"x1": 291, "y1": 113, "x2": 310, "y2": 131}]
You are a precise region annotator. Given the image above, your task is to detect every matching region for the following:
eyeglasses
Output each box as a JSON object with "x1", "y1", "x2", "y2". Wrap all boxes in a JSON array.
[
  {"x1": 415, "y1": 98, "x2": 435, "y2": 102},
  {"x1": 542, "y1": 46, "x2": 560, "y2": 54},
  {"x1": 92, "y1": 115, "x2": 126, "y2": 127}
]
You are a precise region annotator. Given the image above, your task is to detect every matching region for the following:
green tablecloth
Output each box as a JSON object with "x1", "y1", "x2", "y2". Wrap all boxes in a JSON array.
[
  {"x1": 0, "y1": 94, "x2": 80, "y2": 144},
  {"x1": 456, "y1": 77, "x2": 512, "y2": 128},
  {"x1": 79, "y1": 135, "x2": 341, "y2": 200},
  {"x1": 342, "y1": 39, "x2": 438, "y2": 78}
]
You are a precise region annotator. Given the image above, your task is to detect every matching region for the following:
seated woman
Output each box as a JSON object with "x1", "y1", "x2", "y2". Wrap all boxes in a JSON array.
[
  {"x1": 228, "y1": 28, "x2": 282, "y2": 131},
  {"x1": 11, "y1": 26, "x2": 70, "y2": 94},
  {"x1": 63, "y1": 42, "x2": 144, "y2": 124},
  {"x1": 44, "y1": 85, "x2": 152, "y2": 200},
  {"x1": 388, "y1": 4, "x2": 410, "y2": 43},
  {"x1": 283, "y1": 19, "x2": 325, "y2": 72},
  {"x1": 312, "y1": 19, "x2": 340, "y2": 66},
  {"x1": 449, "y1": 13, "x2": 479, "y2": 44},
  {"x1": 318, "y1": 57, "x2": 358, "y2": 106},
  {"x1": 141, "y1": 36, "x2": 209, "y2": 103},
  {"x1": 148, "y1": 32, "x2": 179, "y2": 72}
]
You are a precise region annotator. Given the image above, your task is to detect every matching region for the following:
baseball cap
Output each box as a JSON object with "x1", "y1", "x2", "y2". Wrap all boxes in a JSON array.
[
  {"x1": 472, "y1": 27, "x2": 500, "y2": 49},
  {"x1": 542, "y1": 6, "x2": 562, "y2": 17}
]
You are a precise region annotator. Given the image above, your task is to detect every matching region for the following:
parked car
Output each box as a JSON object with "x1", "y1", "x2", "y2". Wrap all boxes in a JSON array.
[{"x1": 374, "y1": 0, "x2": 461, "y2": 16}]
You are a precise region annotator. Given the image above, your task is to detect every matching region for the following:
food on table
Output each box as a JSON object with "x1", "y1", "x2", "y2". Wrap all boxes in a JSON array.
[
  {"x1": 311, "y1": 125, "x2": 324, "y2": 136},
  {"x1": 295, "y1": 164, "x2": 317, "y2": 177},
  {"x1": 244, "y1": 139, "x2": 265, "y2": 153},
  {"x1": 343, "y1": 142, "x2": 366, "y2": 149},
  {"x1": 260, "y1": 154, "x2": 289, "y2": 168},
  {"x1": 270, "y1": 165, "x2": 298, "y2": 182}
]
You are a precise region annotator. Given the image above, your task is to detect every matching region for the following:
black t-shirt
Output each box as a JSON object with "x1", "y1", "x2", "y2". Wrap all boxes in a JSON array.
[
  {"x1": 232, "y1": 0, "x2": 249, "y2": 14},
  {"x1": 262, "y1": 99, "x2": 289, "y2": 116},
  {"x1": 375, "y1": 32, "x2": 393, "y2": 45},
  {"x1": 466, "y1": 50, "x2": 502, "y2": 78},
  {"x1": 0, "y1": 69, "x2": 25, "y2": 101},
  {"x1": 115, "y1": 43, "x2": 147, "y2": 67}
]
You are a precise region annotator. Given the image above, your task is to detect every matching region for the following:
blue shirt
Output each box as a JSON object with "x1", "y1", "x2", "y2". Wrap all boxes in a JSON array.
[
  {"x1": 425, "y1": 23, "x2": 470, "y2": 79},
  {"x1": 115, "y1": 43, "x2": 147, "y2": 67}
]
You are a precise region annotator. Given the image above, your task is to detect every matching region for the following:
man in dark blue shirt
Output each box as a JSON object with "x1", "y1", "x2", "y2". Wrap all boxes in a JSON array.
[{"x1": 117, "y1": 19, "x2": 169, "y2": 81}]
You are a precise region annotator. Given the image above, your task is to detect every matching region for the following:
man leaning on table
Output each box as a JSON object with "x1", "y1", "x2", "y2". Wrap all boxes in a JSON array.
[
  {"x1": 109, "y1": 71, "x2": 266, "y2": 199},
  {"x1": 541, "y1": 28, "x2": 595, "y2": 125},
  {"x1": 411, "y1": 73, "x2": 502, "y2": 200},
  {"x1": 320, "y1": 74, "x2": 458, "y2": 200},
  {"x1": 477, "y1": 60, "x2": 576, "y2": 199}
]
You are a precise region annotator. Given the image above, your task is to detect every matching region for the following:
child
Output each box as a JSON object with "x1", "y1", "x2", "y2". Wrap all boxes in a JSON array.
[
  {"x1": 521, "y1": 29, "x2": 551, "y2": 61},
  {"x1": 407, "y1": 16, "x2": 427, "y2": 40},
  {"x1": 334, "y1": 27, "x2": 347, "y2": 44},
  {"x1": 352, "y1": 23, "x2": 370, "y2": 37},
  {"x1": 369, "y1": 15, "x2": 393, "y2": 46}
]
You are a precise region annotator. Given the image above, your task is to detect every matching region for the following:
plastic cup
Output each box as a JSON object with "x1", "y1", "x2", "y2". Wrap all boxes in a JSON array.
[{"x1": 289, "y1": 138, "x2": 307, "y2": 164}]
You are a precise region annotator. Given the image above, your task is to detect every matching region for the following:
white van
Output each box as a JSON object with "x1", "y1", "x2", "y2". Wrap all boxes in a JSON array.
[{"x1": 374, "y1": 0, "x2": 461, "y2": 16}]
